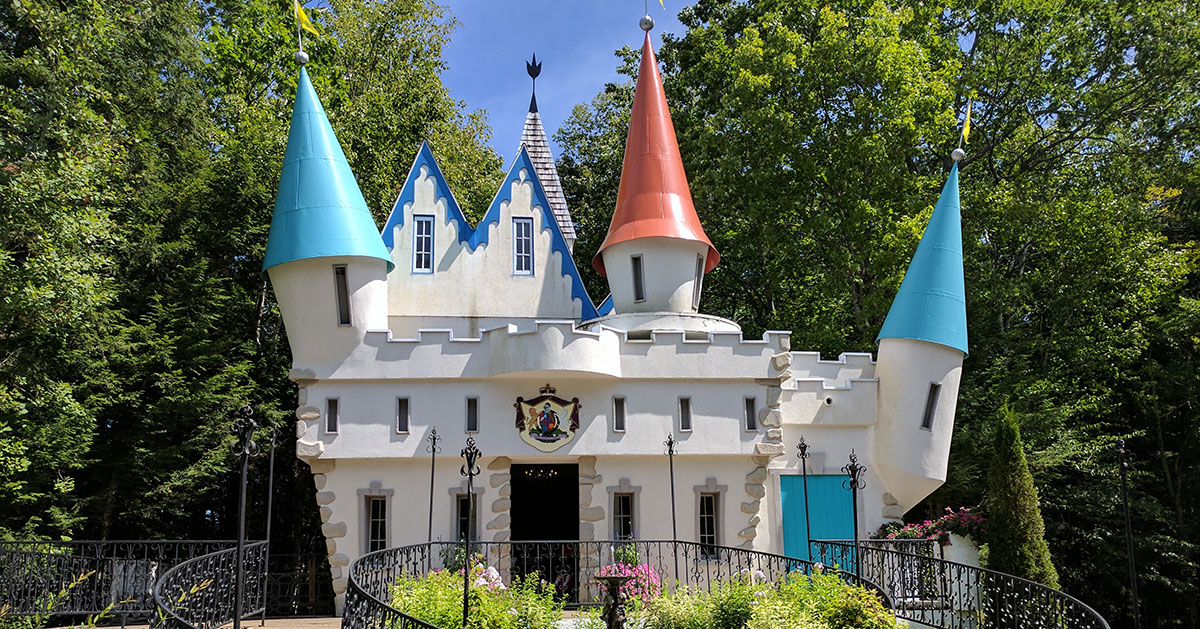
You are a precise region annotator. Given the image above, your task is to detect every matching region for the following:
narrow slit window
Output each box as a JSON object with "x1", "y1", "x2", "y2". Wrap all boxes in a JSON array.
[
  {"x1": 456, "y1": 494, "x2": 477, "y2": 542},
  {"x1": 692, "y1": 254, "x2": 704, "y2": 310},
  {"x1": 513, "y1": 217, "x2": 534, "y2": 275},
  {"x1": 396, "y1": 397, "x2": 410, "y2": 434},
  {"x1": 366, "y1": 497, "x2": 387, "y2": 552},
  {"x1": 631, "y1": 255, "x2": 645, "y2": 302},
  {"x1": 613, "y1": 396, "x2": 626, "y2": 432},
  {"x1": 613, "y1": 493, "x2": 635, "y2": 540},
  {"x1": 679, "y1": 397, "x2": 692, "y2": 431},
  {"x1": 921, "y1": 383, "x2": 942, "y2": 430},
  {"x1": 413, "y1": 215, "x2": 434, "y2": 273},
  {"x1": 334, "y1": 265, "x2": 351, "y2": 326},
  {"x1": 325, "y1": 398, "x2": 339, "y2": 434},
  {"x1": 466, "y1": 397, "x2": 479, "y2": 433},
  {"x1": 744, "y1": 397, "x2": 758, "y2": 431},
  {"x1": 699, "y1": 493, "x2": 718, "y2": 556}
]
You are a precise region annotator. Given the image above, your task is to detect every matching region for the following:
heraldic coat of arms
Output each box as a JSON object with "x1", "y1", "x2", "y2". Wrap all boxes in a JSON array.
[{"x1": 514, "y1": 384, "x2": 581, "y2": 452}]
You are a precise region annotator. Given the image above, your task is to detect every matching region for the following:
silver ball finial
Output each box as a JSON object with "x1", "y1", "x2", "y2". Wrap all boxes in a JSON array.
[
  {"x1": 640, "y1": 15, "x2": 654, "y2": 31},
  {"x1": 295, "y1": 50, "x2": 310, "y2": 66},
  {"x1": 951, "y1": 147, "x2": 966, "y2": 162}
]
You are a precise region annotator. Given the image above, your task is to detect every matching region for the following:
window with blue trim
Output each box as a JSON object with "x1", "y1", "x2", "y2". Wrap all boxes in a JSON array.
[
  {"x1": 513, "y1": 217, "x2": 533, "y2": 275},
  {"x1": 413, "y1": 215, "x2": 434, "y2": 273}
]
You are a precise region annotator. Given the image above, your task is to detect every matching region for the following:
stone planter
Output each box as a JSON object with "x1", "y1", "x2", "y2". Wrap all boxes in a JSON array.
[{"x1": 943, "y1": 533, "x2": 980, "y2": 568}]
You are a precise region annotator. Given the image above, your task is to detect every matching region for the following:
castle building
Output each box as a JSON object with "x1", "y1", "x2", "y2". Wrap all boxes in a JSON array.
[{"x1": 265, "y1": 26, "x2": 968, "y2": 614}]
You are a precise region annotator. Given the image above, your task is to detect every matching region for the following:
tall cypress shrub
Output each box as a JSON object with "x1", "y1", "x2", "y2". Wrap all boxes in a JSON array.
[{"x1": 986, "y1": 406, "x2": 1060, "y2": 588}]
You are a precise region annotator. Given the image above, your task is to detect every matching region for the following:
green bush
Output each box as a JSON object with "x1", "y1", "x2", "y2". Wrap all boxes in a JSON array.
[
  {"x1": 390, "y1": 564, "x2": 563, "y2": 629},
  {"x1": 642, "y1": 587, "x2": 711, "y2": 629}
]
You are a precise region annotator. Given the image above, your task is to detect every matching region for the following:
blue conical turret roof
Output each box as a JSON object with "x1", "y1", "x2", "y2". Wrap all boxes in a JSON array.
[
  {"x1": 877, "y1": 164, "x2": 968, "y2": 355},
  {"x1": 262, "y1": 67, "x2": 393, "y2": 275}
]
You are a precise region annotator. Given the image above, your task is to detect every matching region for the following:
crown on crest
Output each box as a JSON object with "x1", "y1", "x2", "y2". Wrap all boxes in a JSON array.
[{"x1": 540, "y1": 384, "x2": 556, "y2": 395}]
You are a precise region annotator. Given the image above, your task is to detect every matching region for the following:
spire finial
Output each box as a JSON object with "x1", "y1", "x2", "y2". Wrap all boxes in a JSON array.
[
  {"x1": 295, "y1": 50, "x2": 309, "y2": 65},
  {"x1": 951, "y1": 148, "x2": 966, "y2": 162},
  {"x1": 640, "y1": 14, "x2": 655, "y2": 31},
  {"x1": 526, "y1": 53, "x2": 541, "y2": 113}
]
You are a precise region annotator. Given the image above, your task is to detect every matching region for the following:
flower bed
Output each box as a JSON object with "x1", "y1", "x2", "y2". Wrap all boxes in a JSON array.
[
  {"x1": 390, "y1": 563, "x2": 563, "y2": 629},
  {"x1": 871, "y1": 507, "x2": 986, "y2": 547}
]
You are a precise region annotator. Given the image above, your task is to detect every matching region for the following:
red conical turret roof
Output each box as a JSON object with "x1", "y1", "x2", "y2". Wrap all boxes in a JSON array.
[{"x1": 592, "y1": 33, "x2": 719, "y2": 276}]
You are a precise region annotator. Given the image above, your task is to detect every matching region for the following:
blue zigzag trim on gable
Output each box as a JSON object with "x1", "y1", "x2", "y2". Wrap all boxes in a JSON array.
[
  {"x1": 381, "y1": 142, "x2": 598, "y2": 321},
  {"x1": 596, "y1": 294, "x2": 614, "y2": 317}
]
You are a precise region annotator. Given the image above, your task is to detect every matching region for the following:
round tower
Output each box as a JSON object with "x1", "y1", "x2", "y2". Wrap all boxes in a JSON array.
[
  {"x1": 590, "y1": 23, "x2": 724, "y2": 331},
  {"x1": 872, "y1": 158, "x2": 968, "y2": 513},
  {"x1": 263, "y1": 62, "x2": 393, "y2": 369}
]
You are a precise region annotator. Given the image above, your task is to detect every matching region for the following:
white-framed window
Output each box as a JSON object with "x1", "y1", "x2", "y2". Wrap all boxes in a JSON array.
[
  {"x1": 631, "y1": 255, "x2": 645, "y2": 302},
  {"x1": 512, "y1": 217, "x2": 534, "y2": 275},
  {"x1": 744, "y1": 397, "x2": 758, "y2": 432},
  {"x1": 692, "y1": 254, "x2": 704, "y2": 311},
  {"x1": 325, "y1": 398, "x2": 339, "y2": 434},
  {"x1": 613, "y1": 492, "x2": 635, "y2": 540},
  {"x1": 465, "y1": 397, "x2": 479, "y2": 433},
  {"x1": 921, "y1": 383, "x2": 942, "y2": 430},
  {"x1": 412, "y1": 215, "x2": 434, "y2": 273},
  {"x1": 333, "y1": 265, "x2": 351, "y2": 326},
  {"x1": 366, "y1": 496, "x2": 387, "y2": 552},
  {"x1": 613, "y1": 396, "x2": 626, "y2": 432},
  {"x1": 396, "y1": 397, "x2": 410, "y2": 434},
  {"x1": 679, "y1": 397, "x2": 692, "y2": 432},
  {"x1": 698, "y1": 492, "x2": 719, "y2": 556}
]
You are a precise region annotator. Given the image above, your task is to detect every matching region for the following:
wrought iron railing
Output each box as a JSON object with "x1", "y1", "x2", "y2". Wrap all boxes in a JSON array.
[
  {"x1": 152, "y1": 540, "x2": 268, "y2": 629},
  {"x1": 810, "y1": 539, "x2": 1110, "y2": 629},
  {"x1": 0, "y1": 540, "x2": 235, "y2": 626},
  {"x1": 344, "y1": 539, "x2": 890, "y2": 628}
]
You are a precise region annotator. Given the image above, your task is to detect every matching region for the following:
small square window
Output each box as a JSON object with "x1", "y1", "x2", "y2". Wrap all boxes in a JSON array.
[
  {"x1": 397, "y1": 397, "x2": 410, "y2": 433},
  {"x1": 613, "y1": 396, "x2": 626, "y2": 432},
  {"x1": 679, "y1": 397, "x2": 692, "y2": 432},
  {"x1": 466, "y1": 397, "x2": 479, "y2": 433},
  {"x1": 744, "y1": 397, "x2": 758, "y2": 431},
  {"x1": 325, "y1": 398, "x2": 339, "y2": 434}
]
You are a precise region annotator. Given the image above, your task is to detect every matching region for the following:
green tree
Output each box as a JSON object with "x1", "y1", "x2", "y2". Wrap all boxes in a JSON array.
[{"x1": 986, "y1": 406, "x2": 1060, "y2": 588}]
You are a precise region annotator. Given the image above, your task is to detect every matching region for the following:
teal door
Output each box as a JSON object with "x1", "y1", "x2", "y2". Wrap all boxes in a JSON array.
[{"x1": 781, "y1": 475, "x2": 855, "y2": 561}]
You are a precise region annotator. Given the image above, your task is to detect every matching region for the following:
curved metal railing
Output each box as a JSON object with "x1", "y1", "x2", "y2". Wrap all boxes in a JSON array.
[
  {"x1": 152, "y1": 540, "x2": 268, "y2": 629},
  {"x1": 344, "y1": 539, "x2": 891, "y2": 628},
  {"x1": 810, "y1": 539, "x2": 1110, "y2": 629},
  {"x1": 0, "y1": 540, "x2": 235, "y2": 624}
]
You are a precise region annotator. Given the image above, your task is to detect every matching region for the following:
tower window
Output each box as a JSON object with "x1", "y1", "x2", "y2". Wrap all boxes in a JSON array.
[
  {"x1": 921, "y1": 383, "x2": 942, "y2": 430},
  {"x1": 333, "y1": 265, "x2": 351, "y2": 326},
  {"x1": 413, "y1": 215, "x2": 434, "y2": 273},
  {"x1": 396, "y1": 397, "x2": 410, "y2": 434},
  {"x1": 692, "y1": 254, "x2": 704, "y2": 311},
  {"x1": 513, "y1": 217, "x2": 534, "y2": 275},
  {"x1": 631, "y1": 255, "x2": 645, "y2": 303},
  {"x1": 325, "y1": 398, "x2": 339, "y2": 434},
  {"x1": 366, "y1": 496, "x2": 387, "y2": 552},
  {"x1": 465, "y1": 397, "x2": 479, "y2": 433},
  {"x1": 744, "y1": 397, "x2": 758, "y2": 431},
  {"x1": 699, "y1": 492, "x2": 719, "y2": 556},
  {"x1": 613, "y1": 396, "x2": 626, "y2": 432},
  {"x1": 679, "y1": 397, "x2": 692, "y2": 432},
  {"x1": 613, "y1": 493, "x2": 635, "y2": 540}
]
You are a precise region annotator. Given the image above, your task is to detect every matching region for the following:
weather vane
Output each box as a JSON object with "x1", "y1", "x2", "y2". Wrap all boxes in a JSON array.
[{"x1": 526, "y1": 53, "x2": 542, "y2": 113}]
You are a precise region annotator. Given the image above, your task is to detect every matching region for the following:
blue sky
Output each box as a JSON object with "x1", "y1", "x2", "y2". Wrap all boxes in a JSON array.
[{"x1": 440, "y1": 1, "x2": 685, "y2": 161}]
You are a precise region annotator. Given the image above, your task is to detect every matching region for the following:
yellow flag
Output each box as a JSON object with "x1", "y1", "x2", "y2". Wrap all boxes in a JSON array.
[
  {"x1": 295, "y1": 0, "x2": 319, "y2": 36},
  {"x1": 659, "y1": 0, "x2": 665, "y2": 6},
  {"x1": 962, "y1": 101, "x2": 972, "y2": 145}
]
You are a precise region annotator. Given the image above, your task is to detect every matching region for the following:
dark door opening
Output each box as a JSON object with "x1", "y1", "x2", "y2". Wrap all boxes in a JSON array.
[{"x1": 509, "y1": 463, "x2": 579, "y2": 602}]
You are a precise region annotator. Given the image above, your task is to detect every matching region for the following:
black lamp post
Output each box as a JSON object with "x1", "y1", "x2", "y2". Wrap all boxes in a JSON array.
[
  {"x1": 1117, "y1": 439, "x2": 1141, "y2": 629},
  {"x1": 841, "y1": 450, "x2": 866, "y2": 580},
  {"x1": 426, "y1": 427, "x2": 442, "y2": 543},
  {"x1": 230, "y1": 406, "x2": 258, "y2": 629},
  {"x1": 459, "y1": 436, "x2": 481, "y2": 626},
  {"x1": 260, "y1": 426, "x2": 278, "y2": 627},
  {"x1": 664, "y1": 434, "x2": 679, "y2": 579},
  {"x1": 797, "y1": 436, "x2": 812, "y2": 560}
]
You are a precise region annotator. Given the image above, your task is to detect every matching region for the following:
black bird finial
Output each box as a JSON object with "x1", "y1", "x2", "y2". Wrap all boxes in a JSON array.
[{"x1": 526, "y1": 53, "x2": 541, "y2": 113}]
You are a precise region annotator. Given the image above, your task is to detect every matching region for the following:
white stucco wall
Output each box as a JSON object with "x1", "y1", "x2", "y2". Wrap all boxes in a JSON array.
[
  {"x1": 601, "y1": 237, "x2": 709, "y2": 315},
  {"x1": 385, "y1": 166, "x2": 583, "y2": 320}
]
